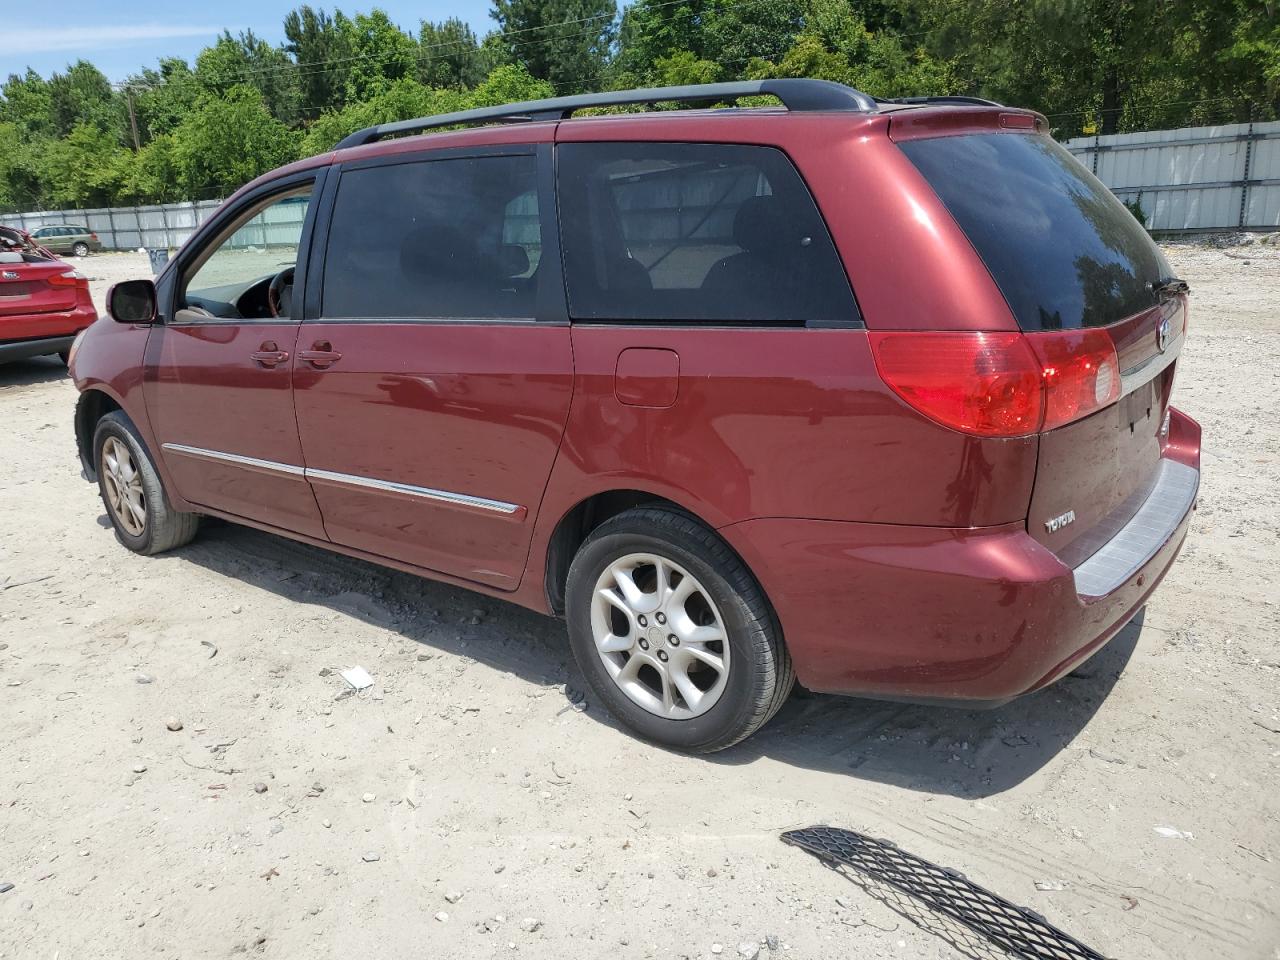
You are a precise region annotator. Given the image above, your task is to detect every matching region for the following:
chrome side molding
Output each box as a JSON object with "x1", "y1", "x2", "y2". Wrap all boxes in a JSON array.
[
  {"x1": 161, "y1": 442, "x2": 305, "y2": 477},
  {"x1": 161, "y1": 442, "x2": 522, "y2": 517}
]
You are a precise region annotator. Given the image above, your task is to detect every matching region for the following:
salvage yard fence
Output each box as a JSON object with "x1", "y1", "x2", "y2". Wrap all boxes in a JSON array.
[
  {"x1": 2, "y1": 199, "x2": 227, "y2": 252},
  {"x1": 5, "y1": 118, "x2": 1279, "y2": 246},
  {"x1": 1064, "y1": 118, "x2": 1280, "y2": 233}
]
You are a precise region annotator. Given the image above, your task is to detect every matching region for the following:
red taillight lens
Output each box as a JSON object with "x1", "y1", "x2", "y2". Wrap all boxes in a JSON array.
[
  {"x1": 89, "y1": 233, "x2": 99, "y2": 240},
  {"x1": 48, "y1": 269, "x2": 89, "y2": 290},
  {"x1": 1025, "y1": 328, "x2": 1120, "y2": 431},
  {"x1": 869, "y1": 331, "x2": 1043, "y2": 438},
  {"x1": 870, "y1": 328, "x2": 1121, "y2": 438}
]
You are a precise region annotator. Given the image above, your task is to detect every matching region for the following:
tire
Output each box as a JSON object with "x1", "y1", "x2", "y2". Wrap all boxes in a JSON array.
[
  {"x1": 72, "y1": 242, "x2": 89, "y2": 257},
  {"x1": 93, "y1": 411, "x2": 199, "y2": 555},
  {"x1": 565, "y1": 507, "x2": 793, "y2": 753},
  {"x1": 57, "y1": 351, "x2": 70, "y2": 366}
]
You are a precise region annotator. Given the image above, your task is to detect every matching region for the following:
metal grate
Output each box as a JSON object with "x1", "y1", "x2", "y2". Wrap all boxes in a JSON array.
[{"x1": 782, "y1": 826, "x2": 1108, "y2": 960}]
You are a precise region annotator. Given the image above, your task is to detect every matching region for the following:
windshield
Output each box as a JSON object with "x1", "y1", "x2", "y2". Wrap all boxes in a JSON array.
[{"x1": 898, "y1": 133, "x2": 1171, "y2": 331}]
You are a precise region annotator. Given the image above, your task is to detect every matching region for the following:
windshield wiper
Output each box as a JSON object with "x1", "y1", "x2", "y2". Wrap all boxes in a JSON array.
[{"x1": 1150, "y1": 277, "x2": 1190, "y2": 301}]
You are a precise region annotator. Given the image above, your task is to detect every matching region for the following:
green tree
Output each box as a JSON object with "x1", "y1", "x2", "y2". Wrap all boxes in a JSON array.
[
  {"x1": 284, "y1": 5, "x2": 355, "y2": 115},
  {"x1": 196, "y1": 30, "x2": 301, "y2": 124},
  {"x1": 41, "y1": 123, "x2": 133, "y2": 207},
  {"x1": 489, "y1": 0, "x2": 617, "y2": 89},
  {"x1": 170, "y1": 86, "x2": 299, "y2": 197},
  {"x1": 125, "y1": 58, "x2": 201, "y2": 143},
  {"x1": 0, "y1": 69, "x2": 55, "y2": 137},
  {"x1": 419, "y1": 17, "x2": 490, "y2": 89},
  {"x1": 47, "y1": 61, "x2": 121, "y2": 138},
  {"x1": 339, "y1": 9, "x2": 420, "y2": 100}
]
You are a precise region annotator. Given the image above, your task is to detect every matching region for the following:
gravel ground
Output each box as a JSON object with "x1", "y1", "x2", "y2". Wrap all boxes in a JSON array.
[{"x1": 1, "y1": 245, "x2": 1277, "y2": 960}]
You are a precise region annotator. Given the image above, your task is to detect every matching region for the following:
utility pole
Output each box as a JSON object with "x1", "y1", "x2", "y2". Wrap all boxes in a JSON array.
[{"x1": 126, "y1": 87, "x2": 141, "y2": 153}]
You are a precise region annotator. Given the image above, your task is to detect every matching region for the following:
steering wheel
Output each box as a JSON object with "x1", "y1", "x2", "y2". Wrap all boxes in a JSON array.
[{"x1": 267, "y1": 267, "x2": 296, "y2": 318}]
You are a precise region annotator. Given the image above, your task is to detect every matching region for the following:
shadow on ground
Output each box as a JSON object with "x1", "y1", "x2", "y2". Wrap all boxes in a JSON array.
[
  {"x1": 153, "y1": 517, "x2": 1141, "y2": 800},
  {"x1": 0, "y1": 355, "x2": 68, "y2": 388}
]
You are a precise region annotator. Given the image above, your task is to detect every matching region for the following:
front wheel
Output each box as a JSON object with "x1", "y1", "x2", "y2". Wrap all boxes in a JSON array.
[
  {"x1": 93, "y1": 411, "x2": 199, "y2": 555},
  {"x1": 565, "y1": 507, "x2": 793, "y2": 753}
]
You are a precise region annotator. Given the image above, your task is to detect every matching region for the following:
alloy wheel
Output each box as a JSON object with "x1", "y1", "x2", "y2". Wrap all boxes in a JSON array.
[
  {"x1": 590, "y1": 553, "x2": 731, "y2": 719},
  {"x1": 101, "y1": 436, "x2": 146, "y2": 537}
]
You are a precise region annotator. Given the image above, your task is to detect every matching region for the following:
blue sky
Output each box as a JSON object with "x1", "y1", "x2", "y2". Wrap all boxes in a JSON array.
[{"x1": 1, "y1": 1, "x2": 496, "y2": 82}]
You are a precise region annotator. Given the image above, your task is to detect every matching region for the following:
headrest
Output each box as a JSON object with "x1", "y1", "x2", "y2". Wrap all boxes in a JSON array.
[{"x1": 495, "y1": 243, "x2": 529, "y2": 278}]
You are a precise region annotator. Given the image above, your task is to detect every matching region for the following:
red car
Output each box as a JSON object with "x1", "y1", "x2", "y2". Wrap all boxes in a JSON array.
[
  {"x1": 0, "y1": 225, "x2": 96, "y2": 364},
  {"x1": 70, "y1": 80, "x2": 1200, "y2": 752}
]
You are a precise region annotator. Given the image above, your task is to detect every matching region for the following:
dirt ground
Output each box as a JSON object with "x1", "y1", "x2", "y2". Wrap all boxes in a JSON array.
[{"x1": 1, "y1": 244, "x2": 1277, "y2": 960}]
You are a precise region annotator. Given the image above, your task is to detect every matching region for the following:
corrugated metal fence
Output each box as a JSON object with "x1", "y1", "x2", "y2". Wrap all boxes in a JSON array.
[
  {"x1": 1065, "y1": 119, "x2": 1280, "y2": 233},
  {"x1": 1, "y1": 200, "x2": 226, "y2": 251}
]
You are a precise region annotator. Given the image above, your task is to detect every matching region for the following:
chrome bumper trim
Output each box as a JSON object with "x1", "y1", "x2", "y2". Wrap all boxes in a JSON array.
[
  {"x1": 1072, "y1": 458, "x2": 1198, "y2": 598},
  {"x1": 161, "y1": 442, "x2": 521, "y2": 516}
]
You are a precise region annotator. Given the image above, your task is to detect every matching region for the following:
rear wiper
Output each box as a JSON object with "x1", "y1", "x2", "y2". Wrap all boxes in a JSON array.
[{"x1": 1150, "y1": 277, "x2": 1190, "y2": 301}]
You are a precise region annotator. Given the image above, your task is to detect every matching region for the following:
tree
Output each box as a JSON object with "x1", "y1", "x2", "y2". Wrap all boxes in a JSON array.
[
  {"x1": 47, "y1": 61, "x2": 121, "y2": 139},
  {"x1": 339, "y1": 9, "x2": 420, "y2": 100},
  {"x1": 126, "y1": 59, "x2": 201, "y2": 143},
  {"x1": 41, "y1": 123, "x2": 133, "y2": 208},
  {"x1": 196, "y1": 30, "x2": 301, "y2": 124},
  {"x1": 0, "y1": 70, "x2": 54, "y2": 137},
  {"x1": 170, "y1": 86, "x2": 299, "y2": 198},
  {"x1": 489, "y1": 0, "x2": 617, "y2": 89},
  {"x1": 284, "y1": 5, "x2": 354, "y2": 116},
  {"x1": 418, "y1": 18, "x2": 490, "y2": 89}
]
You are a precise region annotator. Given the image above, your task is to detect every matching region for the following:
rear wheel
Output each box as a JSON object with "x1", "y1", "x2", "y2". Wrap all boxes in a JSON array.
[
  {"x1": 93, "y1": 411, "x2": 198, "y2": 555},
  {"x1": 72, "y1": 242, "x2": 89, "y2": 257},
  {"x1": 565, "y1": 507, "x2": 793, "y2": 752}
]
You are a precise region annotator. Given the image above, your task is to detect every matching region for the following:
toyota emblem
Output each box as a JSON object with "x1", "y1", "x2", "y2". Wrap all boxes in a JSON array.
[{"x1": 1156, "y1": 315, "x2": 1171, "y2": 353}]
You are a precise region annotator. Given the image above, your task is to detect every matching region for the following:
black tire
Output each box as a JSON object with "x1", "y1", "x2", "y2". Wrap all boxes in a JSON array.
[
  {"x1": 72, "y1": 242, "x2": 89, "y2": 257},
  {"x1": 93, "y1": 411, "x2": 199, "y2": 555},
  {"x1": 565, "y1": 507, "x2": 793, "y2": 753},
  {"x1": 57, "y1": 351, "x2": 70, "y2": 366}
]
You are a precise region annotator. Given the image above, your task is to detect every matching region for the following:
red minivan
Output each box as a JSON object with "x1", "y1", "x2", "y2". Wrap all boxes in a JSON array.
[{"x1": 70, "y1": 80, "x2": 1199, "y2": 751}]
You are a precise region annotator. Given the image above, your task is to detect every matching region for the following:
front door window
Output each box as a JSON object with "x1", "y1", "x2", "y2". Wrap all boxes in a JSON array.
[{"x1": 181, "y1": 187, "x2": 312, "y2": 320}]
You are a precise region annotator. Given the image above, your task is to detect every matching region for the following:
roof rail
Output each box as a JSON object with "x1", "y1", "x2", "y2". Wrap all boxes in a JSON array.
[
  {"x1": 333, "y1": 78, "x2": 878, "y2": 150},
  {"x1": 881, "y1": 95, "x2": 1004, "y2": 107}
]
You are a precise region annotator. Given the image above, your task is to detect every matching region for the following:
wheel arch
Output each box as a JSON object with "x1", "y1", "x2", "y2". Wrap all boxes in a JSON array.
[
  {"x1": 74, "y1": 387, "x2": 123, "y2": 480},
  {"x1": 541, "y1": 488, "x2": 779, "y2": 631}
]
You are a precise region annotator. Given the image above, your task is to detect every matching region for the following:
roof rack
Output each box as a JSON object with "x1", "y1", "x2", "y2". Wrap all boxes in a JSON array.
[
  {"x1": 333, "y1": 78, "x2": 878, "y2": 150},
  {"x1": 881, "y1": 95, "x2": 1003, "y2": 107}
]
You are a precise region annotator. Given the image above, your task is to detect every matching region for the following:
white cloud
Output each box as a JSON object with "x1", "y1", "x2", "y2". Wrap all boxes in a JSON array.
[{"x1": 0, "y1": 23, "x2": 222, "y2": 56}]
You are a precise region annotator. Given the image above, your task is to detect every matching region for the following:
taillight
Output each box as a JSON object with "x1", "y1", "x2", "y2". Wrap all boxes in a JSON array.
[
  {"x1": 870, "y1": 328, "x2": 1121, "y2": 438},
  {"x1": 1025, "y1": 328, "x2": 1119, "y2": 431},
  {"x1": 48, "y1": 269, "x2": 89, "y2": 291},
  {"x1": 869, "y1": 332, "x2": 1043, "y2": 438},
  {"x1": 89, "y1": 232, "x2": 99, "y2": 240}
]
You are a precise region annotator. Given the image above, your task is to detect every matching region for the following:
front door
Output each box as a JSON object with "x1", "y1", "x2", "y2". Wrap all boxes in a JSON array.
[
  {"x1": 293, "y1": 146, "x2": 572, "y2": 590},
  {"x1": 145, "y1": 175, "x2": 326, "y2": 539}
]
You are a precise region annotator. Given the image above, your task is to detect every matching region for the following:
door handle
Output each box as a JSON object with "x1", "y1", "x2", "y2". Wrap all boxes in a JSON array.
[
  {"x1": 251, "y1": 341, "x2": 289, "y2": 367},
  {"x1": 300, "y1": 340, "x2": 342, "y2": 369}
]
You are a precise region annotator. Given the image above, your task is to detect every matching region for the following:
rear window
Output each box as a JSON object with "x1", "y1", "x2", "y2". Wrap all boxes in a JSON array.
[
  {"x1": 898, "y1": 133, "x2": 1170, "y2": 331},
  {"x1": 557, "y1": 142, "x2": 858, "y2": 326}
]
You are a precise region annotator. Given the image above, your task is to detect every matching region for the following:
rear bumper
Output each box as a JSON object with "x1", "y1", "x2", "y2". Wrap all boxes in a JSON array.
[
  {"x1": 0, "y1": 303, "x2": 95, "y2": 363},
  {"x1": 0, "y1": 334, "x2": 77, "y2": 363},
  {"x1": 721, "y1": 407, "x2": 1201, "y2": 704}
]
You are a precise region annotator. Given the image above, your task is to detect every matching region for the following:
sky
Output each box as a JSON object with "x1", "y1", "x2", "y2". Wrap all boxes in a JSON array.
[{"x1": 0, "y1": 1, "x2": 496, "y2": 83}]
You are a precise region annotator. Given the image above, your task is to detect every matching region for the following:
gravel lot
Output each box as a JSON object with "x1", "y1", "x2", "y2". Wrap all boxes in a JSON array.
[{"x1": 1, "y1": 245, "x2": 1277, "y2": 959}]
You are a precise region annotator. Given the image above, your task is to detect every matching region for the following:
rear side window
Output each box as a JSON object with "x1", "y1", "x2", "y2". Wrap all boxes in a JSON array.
[
  {"x1": 557, "y1": 142, "x2": 858, "y2": 326},
  {"x1": 898, "y1": 133, "x2": 1170, "y2": 331},
  {"x1": 323, "y1": 154, "x2": 540, "y2": 320}
]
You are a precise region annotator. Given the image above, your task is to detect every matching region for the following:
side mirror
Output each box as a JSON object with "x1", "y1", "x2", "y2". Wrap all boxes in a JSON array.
[{"x1": 107, "y1": 279, "x2": 158, "y2": 324}]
